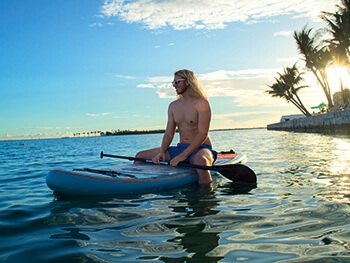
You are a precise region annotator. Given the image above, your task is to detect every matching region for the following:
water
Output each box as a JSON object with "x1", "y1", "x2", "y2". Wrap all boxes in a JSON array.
[{"x1": 1, "y1": 129, "x2": 350, "y2": 262}]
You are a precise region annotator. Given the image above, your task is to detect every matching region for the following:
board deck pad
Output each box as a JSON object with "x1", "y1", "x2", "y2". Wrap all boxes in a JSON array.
[
  {"x1": 112, "y1": 164, "x2": 193, "y2": 179},
  {"x1": 217, "y1": 153, "x2": 238, "y2": 159}
]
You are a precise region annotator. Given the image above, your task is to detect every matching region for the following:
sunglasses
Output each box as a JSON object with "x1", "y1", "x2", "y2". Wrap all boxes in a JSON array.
[{"x1": 172, "y1": 79, "x2": 186, "y2": 85}]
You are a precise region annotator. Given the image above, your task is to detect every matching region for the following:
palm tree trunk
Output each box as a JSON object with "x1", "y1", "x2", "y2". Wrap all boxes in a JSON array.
[
  {"x1": 289, "y1": 98, "x2": 311, "y2": 116},
  {"x1": 294, "y1": 93, "x2": 312, "y2": 116},
  {"x1": 310, "y1": 67, "x2": 334, "y2": 108}
]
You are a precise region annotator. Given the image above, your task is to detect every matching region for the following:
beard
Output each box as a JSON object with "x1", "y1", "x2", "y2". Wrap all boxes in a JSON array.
[{"x1": 176, "y1": 85, "x2": 188, "y2": 95}]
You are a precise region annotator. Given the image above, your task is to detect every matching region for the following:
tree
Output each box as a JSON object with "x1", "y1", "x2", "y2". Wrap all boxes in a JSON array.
[
  {"x1": 269, "y1": 1, "x2": 350, "y2": 113},
  {"x1": 320, "y1": 0, "x2": 350, "y2": 104},
  {"x1": 333, "y1": 88, "x2": 350, "y2": 105},
  {"x1": 294, "y1": 27, "x2": 334, "y2": 108},
  {"x1": 266, "y1": 64, "x2": 312, "y2": 116},
  {"x1": 321, "y1": 0, "x2": 350, "y2": 60}
]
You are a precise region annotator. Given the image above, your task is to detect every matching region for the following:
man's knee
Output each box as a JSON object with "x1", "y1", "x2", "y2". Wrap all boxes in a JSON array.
[
  {"x1": 192, "y1": 149, "x2": 214, "y2": 165},
  {"x1": 135, "y1": 150, "x2": 144, "y2": 158}
]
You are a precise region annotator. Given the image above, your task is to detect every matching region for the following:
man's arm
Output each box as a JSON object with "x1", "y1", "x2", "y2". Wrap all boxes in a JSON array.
[{"x1": 152, "y1": 103, "x2": 176, "y2": 164}]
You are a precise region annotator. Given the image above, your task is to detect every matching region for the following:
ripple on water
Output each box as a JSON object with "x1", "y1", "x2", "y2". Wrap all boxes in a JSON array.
[{"x1": 1, "y1": 131, "x2": 350, "y2": 262}]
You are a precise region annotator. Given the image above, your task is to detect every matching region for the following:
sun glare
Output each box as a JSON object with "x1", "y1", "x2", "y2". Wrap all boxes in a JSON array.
[
  {"x1": 326, "y1": 66, "x2": 350, "y2": 93},
  {"x1": 300, "y1": 66, "x2": 350, "y2": 110}
]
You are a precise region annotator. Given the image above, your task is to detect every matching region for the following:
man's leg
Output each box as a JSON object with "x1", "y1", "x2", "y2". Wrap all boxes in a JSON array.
[
  {"x1": 134, "y1": 147, "x2": 160, "y2": 164},
  {"x1": 191, "y1": 149, "x2": 214, "y2": 184}
]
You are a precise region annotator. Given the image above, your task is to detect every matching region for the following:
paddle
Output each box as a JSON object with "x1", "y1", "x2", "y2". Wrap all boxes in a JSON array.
[{"x1": 100, "y1": 151, "x2": 257, "y2": 184}]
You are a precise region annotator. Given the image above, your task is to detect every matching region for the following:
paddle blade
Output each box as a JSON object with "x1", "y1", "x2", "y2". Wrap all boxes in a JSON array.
[{"x1": 214, "y1": 164, "x2": 257, "y2": 184}]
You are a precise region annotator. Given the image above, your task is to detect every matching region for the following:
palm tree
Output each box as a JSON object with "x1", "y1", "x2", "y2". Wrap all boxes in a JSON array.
[
  {"x1": 266, "y1": 64, "x2": 312, "y2": 116},
  {"x1": 320, "y1": 0, "x2": 350, "y2": 104},
  {"x1": 294, "y1": 27, "x2": 334, "y2": 108},
  {"x1": 321, "y1": 0, "x2": 350, "y2": 59},
  {"x1": 279, "y1": 64, "x2": 312, "y2": 115}
]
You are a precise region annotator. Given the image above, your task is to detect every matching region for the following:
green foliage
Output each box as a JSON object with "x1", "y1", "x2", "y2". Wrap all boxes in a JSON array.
[
  {"x1": 333, "y1": 88, "x2": 350, "y2": 105},
  {"x1": 105, "y1": 129, "x2": 166, "y2": 136}
]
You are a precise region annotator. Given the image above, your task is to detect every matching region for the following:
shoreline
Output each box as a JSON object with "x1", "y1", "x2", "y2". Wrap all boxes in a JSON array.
[
  {"x1": 267, "y1": 109, "x2": 350, "y2": 135},
  {"x1": 0, "y1": 127, "x2": 265, "y2": 142}
]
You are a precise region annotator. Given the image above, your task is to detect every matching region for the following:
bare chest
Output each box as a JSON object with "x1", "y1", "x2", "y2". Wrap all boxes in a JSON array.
[{"x1": 173, "y1": 102, "x2": 198, "y2": 126}]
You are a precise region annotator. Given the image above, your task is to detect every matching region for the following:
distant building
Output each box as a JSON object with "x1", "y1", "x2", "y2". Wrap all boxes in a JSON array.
[{"x1": 280, "y1": 114, "x2": 305, "y2": 122}]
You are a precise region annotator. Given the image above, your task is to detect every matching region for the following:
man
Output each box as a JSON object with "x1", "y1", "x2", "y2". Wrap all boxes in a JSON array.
[{"x1": 135, "y1": 69, "x2": 217, "y2": 184}]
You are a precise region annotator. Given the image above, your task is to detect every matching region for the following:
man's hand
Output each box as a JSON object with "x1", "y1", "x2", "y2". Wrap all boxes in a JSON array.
[
  {"x1": 169, "y1": 152, "x2": 187, "y2": 166},
  {"x1": 152, "y1": 152, "x2": 166, "y2": 164}
]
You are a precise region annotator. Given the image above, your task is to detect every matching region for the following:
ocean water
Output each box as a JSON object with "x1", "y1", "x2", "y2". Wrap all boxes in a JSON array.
[{"x1": 1, "y1": 129, "x2": 350, "y2": 263}]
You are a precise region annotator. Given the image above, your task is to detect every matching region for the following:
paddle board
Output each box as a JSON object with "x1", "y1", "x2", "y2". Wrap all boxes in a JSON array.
[{"x1": 46, "y1": 151, "x2": 247, "y2": 196}]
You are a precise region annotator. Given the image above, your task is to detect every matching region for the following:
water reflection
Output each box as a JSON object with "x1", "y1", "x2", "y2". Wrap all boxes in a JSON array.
[
  {"x1": 261, "y1": 132, "x2": 350, "y2": 205},
  {"x1": 329, "y1": 138, "x2": 350, "y2": 176},
  {"x1": 161, "y1": 223, "x2": 222, "y2": 262},
  {"x1": 218, "y1": 181, "x2": 257, "y2": 195},
  {"x1": 45, "y1": 182, "x2": 255, "y2": 262},
  {"x1": 160, "y1": 185, "x2": 223, "y2": 262},
  {"x1": 51, "y1": 227, "x2": 91, "y2": 240},
  {"x1": 159, "y1": 183, "x2": 256, "y2": 262}
]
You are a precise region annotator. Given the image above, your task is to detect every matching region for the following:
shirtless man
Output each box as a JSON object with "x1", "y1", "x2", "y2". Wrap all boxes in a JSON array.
[{"x1": 135, "y1": 69, "x2": 217, "y2": 184}]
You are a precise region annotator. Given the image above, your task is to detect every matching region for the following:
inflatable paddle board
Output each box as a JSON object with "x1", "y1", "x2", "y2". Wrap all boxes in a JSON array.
[{"x1": 46, "y1": 151, "x2": 247, "y2": 196}]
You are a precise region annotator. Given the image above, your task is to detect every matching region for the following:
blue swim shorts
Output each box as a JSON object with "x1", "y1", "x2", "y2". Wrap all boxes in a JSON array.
[{"x1": 167, "y1": 143, "x2": 217, "y2": 163}]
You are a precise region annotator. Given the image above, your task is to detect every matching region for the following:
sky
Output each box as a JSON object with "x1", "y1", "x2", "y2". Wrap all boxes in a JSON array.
[{"x1": 0, "y1": 0, "x2": 346, "y2": 140}]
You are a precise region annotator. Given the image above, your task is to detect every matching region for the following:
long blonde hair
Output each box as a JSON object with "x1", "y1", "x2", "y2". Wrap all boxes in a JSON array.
[{"x1": 174, "y1": 69, "x2": 208, "y2": 99}]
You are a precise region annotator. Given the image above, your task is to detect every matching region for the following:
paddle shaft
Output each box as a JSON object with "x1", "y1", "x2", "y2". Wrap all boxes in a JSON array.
[
  {"x1": 101, "y1": 151, "x2": 233, "y2": 171},
  {"x1": 100, "y1": 152, "x2": 168, "y2": 164},
  {"x1": 100, "y1": 151, "x2": 257, "y2": 184}
]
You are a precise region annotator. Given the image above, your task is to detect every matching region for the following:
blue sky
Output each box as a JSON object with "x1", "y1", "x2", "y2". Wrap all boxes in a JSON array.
[{"x1": 0, "y1": 0, "x2": 344, "y2": 140}]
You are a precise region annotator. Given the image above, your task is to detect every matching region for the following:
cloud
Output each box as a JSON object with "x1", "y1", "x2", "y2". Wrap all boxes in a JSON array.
[
  {"x1": 212, "y1": 110, "x2": 279, "y2": 129},
  {"x1": 139, "y1": 68, "x2": 280, "y2": 103},
  {"x1": 100, "y1": 0, "x2": 337, "y2": 31},
  {"x1": 114, "y1": 74, "x2": 135, "y2": 79},
  {"x1": 104, "y1": 73, "x2": 136, "y2": 79},
  {"x1": 137, "y1": 67, "x2": 330, "y2": 111},
  {"x1": 137, "y1": 84, "x2": 155, "y2": 89},
  {"x1": 89, "y1": 22, "x2": 103, "y2": 27},
  {"x1": 274, "y1": 30, "x2": 293, "y2": 37},
  {"x1": 86, "y1": 112, "x2": 112, "y2": 117}
]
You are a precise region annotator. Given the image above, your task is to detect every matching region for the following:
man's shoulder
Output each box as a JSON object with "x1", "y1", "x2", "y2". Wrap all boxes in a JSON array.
[
  {"x1": 170, "y1": 98, "x2": 183, "y2": 105},
  {"x1": 198, "y1": 97, "x2": 209, "y2": 103},
  {"x1": 195, "y1": 98, "x2": 210, "y2": 105}
]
